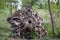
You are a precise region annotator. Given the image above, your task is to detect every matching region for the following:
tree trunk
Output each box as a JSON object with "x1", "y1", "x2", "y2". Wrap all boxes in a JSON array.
[
  {"x1": 15, "y1": 2, "x2": 17, "y2": 11},
  {"x1": 10, "y1": 2, "x2": 12, "y2": 15},
  {"x1": 48, "y1": 0, "x2": 55, "y2": 37}
]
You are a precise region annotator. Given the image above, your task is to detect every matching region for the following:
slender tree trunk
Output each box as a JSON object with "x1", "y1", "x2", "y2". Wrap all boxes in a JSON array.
[
  {"x1": 48, "y1": 0, "x2": 55, "y2": 37},
  {"x1": 10, "y1": 2, "x2": 12, "y2": 15},
  {"x1": 15, "y1": 3, "x2": 17, "y2": 11}
]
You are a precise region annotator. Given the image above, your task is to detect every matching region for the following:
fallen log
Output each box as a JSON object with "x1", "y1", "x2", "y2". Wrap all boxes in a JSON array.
[{"x1": 7, "y1": 5, "x2": 47, "y2": 39}]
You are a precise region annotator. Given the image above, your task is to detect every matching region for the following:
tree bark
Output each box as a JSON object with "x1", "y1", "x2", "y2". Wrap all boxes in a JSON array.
[{"x1": 48, "y1": 0, "x2": 55, "y2": 37}]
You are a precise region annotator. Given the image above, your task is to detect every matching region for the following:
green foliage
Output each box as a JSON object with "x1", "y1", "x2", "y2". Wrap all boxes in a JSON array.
[
  {"x1": 0, "y1": 2, "x2": 6, "y2": 9},
  {"x1": 31, "y1": 31, "x2": 38, "y2": 39},
  {"x1": 22, "y1": 0, "x2": 39, "y2": 6},
  {"x1": 43, "y1": 23, "x2": 52, "y2": 35},
  {"x1": 55, "y1": 27, "x2": 60, "y2": 38},
  {"x1": 0, "y1": 9, "x2": 12, "y2": 40}
]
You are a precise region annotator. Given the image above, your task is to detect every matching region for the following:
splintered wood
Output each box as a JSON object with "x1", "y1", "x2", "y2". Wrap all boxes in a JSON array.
[{"x1": 7, "y1": 6, "x2": 47, "y2": 39}]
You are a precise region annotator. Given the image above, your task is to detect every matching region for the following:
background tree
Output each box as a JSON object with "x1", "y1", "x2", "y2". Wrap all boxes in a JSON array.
[{"x1": 48, "y1": 0, "x2": 55, "y2": 37}]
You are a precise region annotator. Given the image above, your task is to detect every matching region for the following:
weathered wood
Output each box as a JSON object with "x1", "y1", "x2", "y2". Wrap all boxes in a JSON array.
[{"x1": 7, "y1": 5, "x2": 47, "y2": 39}]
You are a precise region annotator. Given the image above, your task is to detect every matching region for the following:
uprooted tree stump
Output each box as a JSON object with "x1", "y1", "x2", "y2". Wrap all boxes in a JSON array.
[{"x1": 7, "y1": 5, "x2": 47, "y2": 39}]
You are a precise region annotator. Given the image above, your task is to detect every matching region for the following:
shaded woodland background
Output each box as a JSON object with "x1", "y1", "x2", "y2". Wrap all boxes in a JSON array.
[{"x1": 0, "y1": 0, "x2": 60, "y2": 40}]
